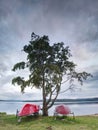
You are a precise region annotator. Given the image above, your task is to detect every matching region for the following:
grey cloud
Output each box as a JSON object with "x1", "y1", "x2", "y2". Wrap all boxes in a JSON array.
[
  {"x1": 42, "y1": 0, "x2": 98, "y2": 44},
  {"x1": 0, "y1": 0, "x2": 44, "y2": 50},
  {"x1": 84, "y1": 70, "x2": 98, "y2": 89},
  {"x1": 0, "y1": 55, "x2": 10, "y2": 74},
  {"x1": 0, "y1": 64, "x2": 8, "y2": 77},
  {"x1": 43, "y1": 0, "x2": 98, "y2": 18},
  {"x1": 90, "y1": 71, "x2": 98, "y2": 82},
  {"x1": 2, "y1": 92, "x2": 41, "y2": 100},
  {"x1": 0, "y1": 75, "x2": 12, "y2": 87},
  {"x1": 1, "y1": 0, "x2": 98, "y2": 45}
]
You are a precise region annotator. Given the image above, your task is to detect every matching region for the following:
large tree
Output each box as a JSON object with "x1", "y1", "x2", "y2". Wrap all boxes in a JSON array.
[{"x1": 12, "y1": 32, "x2": 92, "y2": 116}]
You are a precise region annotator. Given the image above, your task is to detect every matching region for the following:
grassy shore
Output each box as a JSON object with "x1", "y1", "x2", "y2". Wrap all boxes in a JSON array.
[{"x1": 0, "y1": 113, "x2": 98, "y2": 130}]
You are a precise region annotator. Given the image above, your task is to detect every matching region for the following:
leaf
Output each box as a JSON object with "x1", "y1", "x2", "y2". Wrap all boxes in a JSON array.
[{"x1": 12, "y1": 62, "x2": 26, "y2": 71}]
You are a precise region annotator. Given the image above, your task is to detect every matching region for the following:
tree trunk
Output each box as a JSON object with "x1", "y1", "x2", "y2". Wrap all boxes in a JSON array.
[
  {"x1": 42, "y1": 101, "x2": 48, "y2": 116},
  {"x1": 42, "y1": 71, "x2": 48, "y2": 116},
  {"x1": 42, "y1": 83, "x2": 48, "y2": 116}
]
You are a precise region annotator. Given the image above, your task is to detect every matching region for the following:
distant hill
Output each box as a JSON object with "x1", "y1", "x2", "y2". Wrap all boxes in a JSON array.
[
  {"x1": 55, "y1": 97, "x2": 98, "y2": 104},
  {"x1": 0, "y1": 97, "x2": 98, "y2": 104}
]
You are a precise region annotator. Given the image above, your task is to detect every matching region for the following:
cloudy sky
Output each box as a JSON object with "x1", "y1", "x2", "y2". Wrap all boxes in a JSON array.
[{"x1": 0, "y1": 0, "x2": 98, "y2": 100}]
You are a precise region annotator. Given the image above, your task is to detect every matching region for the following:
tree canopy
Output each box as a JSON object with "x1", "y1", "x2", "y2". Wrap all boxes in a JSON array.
[{"x1": 12, "y1": 32, "x2": 92, "y2": 116}]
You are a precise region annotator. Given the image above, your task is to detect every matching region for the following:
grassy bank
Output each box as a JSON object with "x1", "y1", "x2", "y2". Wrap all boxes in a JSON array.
[{"x1": 0, "y1": 113, "x2": 98, "y2": 130}]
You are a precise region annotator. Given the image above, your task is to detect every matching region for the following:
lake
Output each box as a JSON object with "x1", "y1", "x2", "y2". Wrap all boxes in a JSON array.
[{"x1": 0, "y1": 101, "x2": 98, "y2": 116}]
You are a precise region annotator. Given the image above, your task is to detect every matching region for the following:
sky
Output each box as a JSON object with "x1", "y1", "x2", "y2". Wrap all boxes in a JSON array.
[{"x1": 0, "y1": 0, "x2": 98, "y2": 100}]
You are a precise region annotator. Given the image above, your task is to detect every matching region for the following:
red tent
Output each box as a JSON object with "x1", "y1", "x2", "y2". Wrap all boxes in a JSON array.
[
  {"x1": 54, "y1": 104, "x2": 71, "y2": 115},
  {"x1": 17, "y1": 104, "x2": 40, "y2": 117}
]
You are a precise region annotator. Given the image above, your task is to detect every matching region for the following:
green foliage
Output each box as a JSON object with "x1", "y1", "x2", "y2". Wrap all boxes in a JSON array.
[
  {"x1": 70, "y1": 71, "x2": 92, "y2": 85},
  {"x1": 12, "y1": 62, "x2": 26, "y2": 71},
  {"x1": 12, "y1": 77, "x2": 30, "y2": 93}
]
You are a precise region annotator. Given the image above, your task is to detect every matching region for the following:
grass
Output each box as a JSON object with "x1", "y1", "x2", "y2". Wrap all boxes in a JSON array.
[{"x1": 0, "y1": 113, "x2": 98, "y2": 130}]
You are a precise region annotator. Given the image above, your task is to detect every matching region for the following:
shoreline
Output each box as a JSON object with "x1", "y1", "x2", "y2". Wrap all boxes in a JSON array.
[
  {"x1": 1, "y1": 112, "x2": 98, "y2": 117},
  {"x1": 69, "y1": 113, "x2": 98, "y2": 117}
]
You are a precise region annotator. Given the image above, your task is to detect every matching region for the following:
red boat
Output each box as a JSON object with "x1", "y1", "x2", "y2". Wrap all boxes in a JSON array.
[
  {"x1": 54, "y1": 104, "x2": 74, "y2": 118},
  {"x1": 16, "y1": 104, "x2": 40, "y2": 122}
]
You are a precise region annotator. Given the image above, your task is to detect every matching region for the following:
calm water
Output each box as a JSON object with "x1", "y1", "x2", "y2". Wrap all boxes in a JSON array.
[{"x1": 0, "y1": 101, "x2": 98, "y2": 116}]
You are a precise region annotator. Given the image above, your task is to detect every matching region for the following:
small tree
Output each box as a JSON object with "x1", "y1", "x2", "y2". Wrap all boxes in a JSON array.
[{"x1": 12, "y1": 32, "x2": 92, "y2": 116}]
